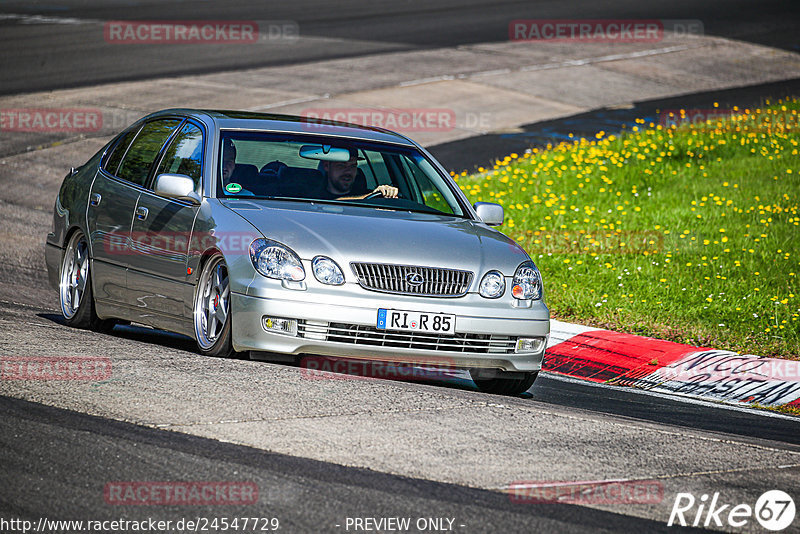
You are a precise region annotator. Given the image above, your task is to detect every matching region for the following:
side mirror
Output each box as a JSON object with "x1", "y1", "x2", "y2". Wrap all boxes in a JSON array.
[
  {"x1": 153, "y1": 173, "x2": 201, "y2": 205},
  {"x1": 474, "y1": 202, "x2": 504, "y2": 226}
]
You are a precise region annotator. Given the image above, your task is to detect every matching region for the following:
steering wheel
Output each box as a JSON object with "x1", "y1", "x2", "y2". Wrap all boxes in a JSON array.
[{"x1": 364, "y1": 189, "x2": 403, "y2": 200}]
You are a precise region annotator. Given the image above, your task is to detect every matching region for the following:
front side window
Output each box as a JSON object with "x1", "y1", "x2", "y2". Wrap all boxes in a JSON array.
[
  {"x1": 216, "y1": 131, "x2": 465, "y2": 217},
  {"x1": 155, "y1": 122, "x2": 204, "y2": 189},
  {"x1": 116, "y1": 119, "x2": 182, "y2": 186}
]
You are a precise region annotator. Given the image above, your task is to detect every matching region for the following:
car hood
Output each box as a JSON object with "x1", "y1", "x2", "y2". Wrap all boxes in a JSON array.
[{"x1": 222, "y1": 199, "x2": 531, "y2": 276}]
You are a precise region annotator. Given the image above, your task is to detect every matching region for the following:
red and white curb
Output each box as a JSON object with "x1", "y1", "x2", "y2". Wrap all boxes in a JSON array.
[{"x1": 545, "y1": 320, "x2": 800, "y2": 409}]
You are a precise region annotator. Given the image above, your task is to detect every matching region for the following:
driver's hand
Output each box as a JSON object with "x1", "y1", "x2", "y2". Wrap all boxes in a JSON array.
[{"x1": 373, "y1": 185, "x2": 399, "y2": 198}]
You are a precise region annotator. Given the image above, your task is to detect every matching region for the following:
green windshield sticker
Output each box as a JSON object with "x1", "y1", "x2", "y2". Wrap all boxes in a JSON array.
[{"x1": 225, "y1": 182, "x2": 242, "y2": 194}]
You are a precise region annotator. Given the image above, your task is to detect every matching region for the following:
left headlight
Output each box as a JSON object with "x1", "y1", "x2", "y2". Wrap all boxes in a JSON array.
[
  {"x1": 312, "y1": 256, "x2": 345, "y2": 285},
  {"x1": 249, "y1": 238, "x2": 305, "y2": 281},
  {"x1": 511, "y1": 261, "x2": 542, "y2": 300}
]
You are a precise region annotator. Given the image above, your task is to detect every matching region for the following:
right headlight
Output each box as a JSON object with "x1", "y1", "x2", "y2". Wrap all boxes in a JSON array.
[
  {"x1": 511, "y1": 261, "x2": 542, "y2": 300},
  {"x1": 249, "y1": 238, "x2": 305, "y2": 281},
  {"x1": 479, "y1": 270, "x2": 506, "y2": 299}
]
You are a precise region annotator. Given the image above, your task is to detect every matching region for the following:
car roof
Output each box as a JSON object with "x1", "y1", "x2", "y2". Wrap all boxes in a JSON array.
[{"x1": 144, "y1": 108, "x2": 417, "y2": 147}]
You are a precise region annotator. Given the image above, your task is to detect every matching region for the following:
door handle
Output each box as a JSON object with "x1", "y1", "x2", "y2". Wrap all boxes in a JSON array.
[
  {"x1": 135, "y1": 206, "x2": 149, "y2": 220},
  {"x1": 90, "y1": 193, "x2": 101, "y2": 206}
]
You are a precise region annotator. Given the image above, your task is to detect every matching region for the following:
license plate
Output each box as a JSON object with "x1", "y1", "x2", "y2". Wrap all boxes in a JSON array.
[{"x1": 377, "y1": 309, "x2": 456, "y2": 335}]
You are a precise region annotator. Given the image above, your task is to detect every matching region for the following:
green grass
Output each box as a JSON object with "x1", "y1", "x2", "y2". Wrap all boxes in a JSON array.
[{"x1": 455, "y1": 100, "x2": 799, "y2": 359}]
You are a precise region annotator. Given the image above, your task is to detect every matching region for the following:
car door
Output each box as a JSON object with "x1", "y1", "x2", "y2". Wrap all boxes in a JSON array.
[
  {"x1": 87, "y1": 124, "x2": 144, "y2": 308},
  {"x1": 89, "y1": 117, "x2": 184, "y2": 319},
  {"x1": 126, "y1": 121, "x2": 204, "y2": 324}
]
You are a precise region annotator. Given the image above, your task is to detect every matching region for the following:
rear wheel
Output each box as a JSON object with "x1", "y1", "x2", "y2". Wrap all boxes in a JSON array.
[
  {"x1": 193, "y1": 254, "x2": 235, "y2": 357},
  {"x1": 59, "y1": 230, "x2": 115, "y2": 332},
  {"x1": 470, "y1": 369, "x2": 538, "y2": 396}
]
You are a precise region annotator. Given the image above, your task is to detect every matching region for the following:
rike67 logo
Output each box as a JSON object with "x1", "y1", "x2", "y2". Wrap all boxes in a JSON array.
[{"x1": 668, "y1": 490, "x2": 795, "y2": 531}]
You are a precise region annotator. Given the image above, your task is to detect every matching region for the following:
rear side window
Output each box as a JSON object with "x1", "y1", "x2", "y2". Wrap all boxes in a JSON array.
[
  {"x1": 116, "y1": 119, "x2": 182, "y2": 186},
  {"x1": 103, "y1": 127, "x2": 140, "y2": 176},
  {"x1": 156, "y1": 122, "x2": 204, "y2": 190}
]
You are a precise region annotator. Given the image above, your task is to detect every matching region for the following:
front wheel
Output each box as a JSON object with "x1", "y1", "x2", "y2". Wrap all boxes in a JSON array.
[
  {"x1": 59, "y1": 230, "x2": 115, "y2": 332},
  {"x1": 193, "y1": 254, "x2": 235, "y2": 357},
  {"x1": 470, "y1": 369, "x2": 538, "y2": 396}
]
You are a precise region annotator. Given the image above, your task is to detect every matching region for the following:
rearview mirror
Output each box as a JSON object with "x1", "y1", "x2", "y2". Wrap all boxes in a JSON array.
[
  {"x1": 299, "y1": 144, "x2": 352, "y2": 162},
  {"x1": 474, "y1": 202, "x2": 504, "y2": 226},
  {"x1": 153, "y1": 173, "x2": 201, "y2": 205}
]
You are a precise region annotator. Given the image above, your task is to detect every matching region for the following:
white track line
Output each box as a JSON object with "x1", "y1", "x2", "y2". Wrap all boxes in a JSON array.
[
  {"x1": 0, "y1": 14, "x2": 100, "y2": 25},
  {"x1": 400, "y1": 44, "x2": 699, "y2": 87}
]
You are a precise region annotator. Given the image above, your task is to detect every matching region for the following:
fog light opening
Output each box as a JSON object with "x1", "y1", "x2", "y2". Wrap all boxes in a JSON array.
[
  {"x1": 515, "y1": 337, "x2": 546, "y2": 354},
  {"x1": 262, "y1": 316, "x2": 298, "y2": 336}
]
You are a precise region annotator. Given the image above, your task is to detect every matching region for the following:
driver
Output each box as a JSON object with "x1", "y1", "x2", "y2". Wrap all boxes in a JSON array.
[
  {"x1": 221, "y1": 139, "x2": 237, "y2": 181},
  {"x1": 320, "y1": 150, "x2": 398, "y2": 200}
]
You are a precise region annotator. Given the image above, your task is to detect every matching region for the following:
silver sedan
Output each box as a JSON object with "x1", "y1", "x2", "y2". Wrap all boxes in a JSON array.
[{"x1": 45, "y1": 109, "x2": 549, "y2": 395}]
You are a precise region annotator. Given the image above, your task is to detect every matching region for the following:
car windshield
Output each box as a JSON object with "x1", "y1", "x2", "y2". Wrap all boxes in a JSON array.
[{"x1": 216, "y1": 131, "x2": 465, "y2": 217}]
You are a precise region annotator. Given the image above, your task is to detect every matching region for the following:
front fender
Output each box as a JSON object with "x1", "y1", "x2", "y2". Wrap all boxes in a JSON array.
[{"x1": 183, "y1": 198, "x2": 263, "y2": 307}]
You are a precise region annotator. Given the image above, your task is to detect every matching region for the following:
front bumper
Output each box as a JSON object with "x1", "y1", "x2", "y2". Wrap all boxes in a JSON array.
[{"x1": 231, "y1": 283, "x2": 549, "y2": 372}]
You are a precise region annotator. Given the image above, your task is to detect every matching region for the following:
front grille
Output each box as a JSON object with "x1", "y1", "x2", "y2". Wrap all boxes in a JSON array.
[
  {"x1": 297, "y1": 321, "x2": 517, "y2": 354},
  {"x1": 350, "y1": 262, "x2": 473, "y2": 297}
]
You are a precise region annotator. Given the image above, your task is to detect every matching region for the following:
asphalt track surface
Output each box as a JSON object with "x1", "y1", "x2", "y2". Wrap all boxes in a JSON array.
[
  {"x1": 2, "y1": 2, "x2": 800, "y2": 532},
  {"x1": 1, "y1": 0, "x2": 799, "y2": 95},
  {"x1": 0, "y1": 394, "x2": 719, "y2": 534},
  {"x1": 1, "y1": 306, "x2": 799, "y2": 532},
  {"x1": 1, "y1": 361, "x2": 799, "y2": 532}
]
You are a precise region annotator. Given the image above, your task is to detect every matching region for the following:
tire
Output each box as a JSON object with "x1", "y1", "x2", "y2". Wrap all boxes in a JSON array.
[
  {"x1": 59, "y1": 230, "x2": 115, "y2": 332},
  {"x1": 193, "y1": 254, "x2": 235, "y2": 358},
  {"x1": 470, "y1": 369, "x2": 538, "y2": 396}
]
